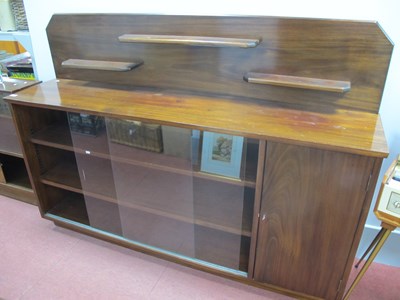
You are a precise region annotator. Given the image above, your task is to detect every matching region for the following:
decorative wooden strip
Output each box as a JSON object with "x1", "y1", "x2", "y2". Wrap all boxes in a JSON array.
[
  {"x1": 118, "y1": 34, "x2": 260, "y2": 48},
  {"x1": 244, "y1": 73, "x2": 351, "y2": 93},
  {"x1": 61, "y1": 59, "x2": 143, "y2": 72}
]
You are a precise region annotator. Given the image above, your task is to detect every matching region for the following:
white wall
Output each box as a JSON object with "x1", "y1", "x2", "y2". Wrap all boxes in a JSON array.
[{"x1": 24, "y1": 0, "x2": 400, "y2": 265}]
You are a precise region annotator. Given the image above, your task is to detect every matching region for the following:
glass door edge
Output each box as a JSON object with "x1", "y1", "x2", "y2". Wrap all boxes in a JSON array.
[{"x1": 45, "y1": 212, "x2": 248, "y2": 278}]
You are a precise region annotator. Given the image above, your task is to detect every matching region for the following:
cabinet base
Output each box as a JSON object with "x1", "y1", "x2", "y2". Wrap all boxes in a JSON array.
[
  {"x1": 48, "y1": 213, "x2": 320, "y2": 300},
  {"x1": 0, "y1": 182, "x2": 37, "y2": 205}
]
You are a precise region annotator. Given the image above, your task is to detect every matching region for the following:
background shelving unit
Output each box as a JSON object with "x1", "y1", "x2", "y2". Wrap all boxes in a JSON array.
[
  {"x1": 0, "y1": 31, "x2": 37, "y2": 76},
  {"x1": 0, "y1": 78, "x2": 39, "y2": 204}
]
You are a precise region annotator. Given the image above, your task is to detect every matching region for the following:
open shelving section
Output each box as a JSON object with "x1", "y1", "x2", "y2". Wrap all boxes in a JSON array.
[
  {"x1": 20, "y1": 105, "x2": 259, "y2": 273},
  {"x1": 30, "y1": 121, "x2": 258, "y2": 188},
  {"x1": 0, "y1": 77, "x2": 39, "y2": 204}
]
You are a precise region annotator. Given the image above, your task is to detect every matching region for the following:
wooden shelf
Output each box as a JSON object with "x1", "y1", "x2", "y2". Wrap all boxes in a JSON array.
[
  {"x1": 30, "y1": 122, "x2": 257, "y2": 187},
  {"x1": 40, "y1": 156, "x2": 253, "y2": 237},
  {"x1": 61, "y1": 59, "x2": 143, "y2": 72},
  {"x1": 118, "y1": 34, "x2": 260, "y2": 48},
  {"x1": 244, "y1": 73, "x2": 351, "y2": 93}
]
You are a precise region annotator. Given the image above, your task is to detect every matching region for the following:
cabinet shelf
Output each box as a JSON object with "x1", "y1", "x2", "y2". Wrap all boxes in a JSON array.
[
  {"x1": 40, "y1": 157, "x2": 253, "y2": 237},
  {"x1": 30, "y1": 123, "x2": 257, "y2": 187},
  {"x1": 45, "y1": 188, "x2": 250, "y2": 272}
]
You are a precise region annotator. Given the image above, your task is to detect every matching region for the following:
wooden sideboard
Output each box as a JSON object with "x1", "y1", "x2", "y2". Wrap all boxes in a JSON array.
[
  {"x1": 0, "y1": 78, "x2": 39, "y2": 204},
  {"x1": 5, "y1": 14, "x2": 393, "y2": 299}
]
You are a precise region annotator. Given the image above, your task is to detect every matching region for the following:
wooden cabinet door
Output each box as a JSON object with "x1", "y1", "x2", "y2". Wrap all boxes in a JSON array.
[{"x1": 254, "y1": 142, "x2": 375, "y2": 299}]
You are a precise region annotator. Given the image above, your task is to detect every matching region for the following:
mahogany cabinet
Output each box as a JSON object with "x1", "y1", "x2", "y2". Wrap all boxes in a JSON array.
[{"x1": 5, "y1": 14, "x2": 393, "y2": 299}]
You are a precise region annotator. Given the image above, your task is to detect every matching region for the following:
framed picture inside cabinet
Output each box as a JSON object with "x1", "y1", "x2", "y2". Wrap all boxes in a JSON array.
[{"x1": 200, "y1": 131, "x2": 244, "y2": 179}]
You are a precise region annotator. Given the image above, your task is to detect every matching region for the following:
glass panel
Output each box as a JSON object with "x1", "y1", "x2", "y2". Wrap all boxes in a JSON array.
[
  {"x1": 106, "y1": 118, "x2": 258, "y2": 273},
  {"x1": 27, "y1": 107, "x2": 258, "y2": 274},
  {"x1": 67, "y1": 113, "x2": 122, "y2": 236},
  {"x1": 106, "y1": 119, "x2": 196, "y2": 256}
]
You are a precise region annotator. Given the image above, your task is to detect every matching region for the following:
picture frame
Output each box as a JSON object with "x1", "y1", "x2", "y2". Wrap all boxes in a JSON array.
[{"x1": 200, "y1": 131, "x2": 244, "y2": 179}]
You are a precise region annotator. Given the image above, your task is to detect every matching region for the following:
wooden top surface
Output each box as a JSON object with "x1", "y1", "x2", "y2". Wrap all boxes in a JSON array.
[
  {"x1": 0, "y1": 78, "x2": 40, "y2": 93},
  {"x1": 5, "y1": 79, "x2": 388, "y2": 157}
]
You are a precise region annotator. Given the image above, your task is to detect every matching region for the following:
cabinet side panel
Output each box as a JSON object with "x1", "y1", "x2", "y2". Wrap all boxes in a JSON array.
[
  {"x1": 254, "y1": 142, "x2": 374, "y2": 299},
  {"x1": 335, "y1": 157, "x2": 382, "y2": 299}
]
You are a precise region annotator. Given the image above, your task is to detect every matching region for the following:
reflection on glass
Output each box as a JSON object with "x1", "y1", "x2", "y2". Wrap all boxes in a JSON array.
[
  {"x1": 67, "y1": 113, "x2": 122, "y2": 236},
  {"x1": 106, "y1": 118, "x2": 258, "y2": 273}
]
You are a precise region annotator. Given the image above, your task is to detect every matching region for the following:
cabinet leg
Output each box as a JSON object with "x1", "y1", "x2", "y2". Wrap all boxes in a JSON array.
[
  {"x1": 342, "y1": 228, "x2": 391, "y2": 300},
  {"x1": 354, "y1": 227, "x2": 385, "y2": 268}
]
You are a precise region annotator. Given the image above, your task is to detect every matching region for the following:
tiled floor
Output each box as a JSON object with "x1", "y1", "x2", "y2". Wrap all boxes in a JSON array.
[{"x1": 1, "y1": 194, "x2": 399, "y2": 299}]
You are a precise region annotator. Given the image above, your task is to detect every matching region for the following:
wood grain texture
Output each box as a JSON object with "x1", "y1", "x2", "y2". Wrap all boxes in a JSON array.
[
  {"x1": 254, "y1": 142, "x2": 375, "y2": 299},
  {"x1": 61, "y1": 59, "x2": 143, "y2": 72},
  {"x1": 118, "y1": 34, "x2": 260, "y2": 48},
  {"x1": 244, "y1": 73, "x2": 351, "y2": 93},
  {"x1": 5, "y1": 14, "x2": 392, "y2": 299},
  {"x1": 335, "y1": 158, "x2": 383, "y2": 299},
  {"x1": 46, "y1": 14, "x2": 393, "y2": 113},
  {"x1": 5, "y1": 79, "x2": 388, "y2": 157}
]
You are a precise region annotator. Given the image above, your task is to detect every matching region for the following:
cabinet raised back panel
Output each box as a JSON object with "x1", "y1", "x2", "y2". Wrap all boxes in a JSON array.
[{"x1": 47, "y1": 14, "x2": 392, "y2": 113}]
